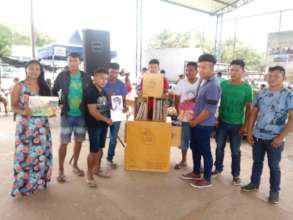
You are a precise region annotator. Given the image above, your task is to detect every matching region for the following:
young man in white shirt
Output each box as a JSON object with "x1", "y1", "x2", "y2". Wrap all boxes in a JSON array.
[{"x1": 174, "y1": 61, "x2": 200, "y2": 169}]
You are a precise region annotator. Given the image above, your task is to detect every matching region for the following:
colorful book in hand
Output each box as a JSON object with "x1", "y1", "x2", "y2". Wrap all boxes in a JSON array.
[
  {"x1": 29, "y1": 96, "x2": 59, "y2": 117},
  {"x1": 178, "y1": 102, "x2": 194, "y2": 122}
]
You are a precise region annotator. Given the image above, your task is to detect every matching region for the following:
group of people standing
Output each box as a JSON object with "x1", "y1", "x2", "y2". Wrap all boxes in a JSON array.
[
  {"x1": 10, "y1": 52, "x2": 292, "y2": 206},
  {"x1": 174, "y1": 54, "x2": 292, "y2": 205},
  {"x1": 11, "y1": 52, "x2": 128, "y2": 195}
]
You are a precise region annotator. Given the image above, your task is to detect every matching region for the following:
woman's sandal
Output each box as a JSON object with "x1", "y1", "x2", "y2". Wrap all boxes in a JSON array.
[
  {"x1": 93, "y1": 169, "x2": 111, "y2": 178},
  {"x1": 69, "y1": 155, "x2": 85, "y2": 177},
  {"x1": 174, "y1": 162, "x2": 187, "y2": 170},
  {"x1": 56, "y1": 174, "x2": 67, "y2": 183},
  {"x1": 73, "y1": 167, "x2": 85, "y2": 177},
  {"x1": 86, "y1": 178, "x2": 97, "y2": 188}
]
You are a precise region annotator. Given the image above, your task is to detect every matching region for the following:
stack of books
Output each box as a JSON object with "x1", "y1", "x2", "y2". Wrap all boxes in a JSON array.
[
  {"x1": 152, "y1": 98, "x2": 168, "y2": 121},
  {"x1": 135, "y1": 99, "x2": 148, "y2": 120}
]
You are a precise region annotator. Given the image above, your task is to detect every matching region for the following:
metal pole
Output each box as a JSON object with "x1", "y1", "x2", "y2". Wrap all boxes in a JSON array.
[
  {"x1": 52, "y1": 47, "x2": 55, "y2": 81},
  {"x1": 30, "y1": 0, "x2": 36, "y2": 59},
  {"x1": 214, "y1": 15, "x2": 220, "y2": 56},
  {"x1": 214, "y1": 14, "x2": 224, "y2": 62},
  {"x1": 202, "y1": 24, "x2": 205, "y2": 43},
  {"x1": 52, "y1": 56, "x2": 55, "y2": 81},
  {"x1": 276, "y1": 10, "x2": 283, "y2": 63},
  {"x1": 135, "y1": 0, "x2": 140, "y2": 78},
  {"x1": 232, "y1": 18, "x2": 238, "y2": 59},
  {"x1": 139, "y1": 0, "x2": 143, "y2": 75},
  {"x1": 218, "y1": 14, "x2": 224, "y2": 62},
  {"x1": 135, "y1": 0, "x2": 143, "y2": 78},
  {"x1": 135, "y1": 0, "x2": 138, "y2": 77},
  {"x1": 278, "y1": 10, "x2": 282, "y2": 32}
]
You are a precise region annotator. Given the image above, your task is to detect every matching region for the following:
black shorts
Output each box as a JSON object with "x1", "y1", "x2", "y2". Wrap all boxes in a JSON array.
[{"x1": 87, "y1": 126, "x2": 108, "y2": 153}]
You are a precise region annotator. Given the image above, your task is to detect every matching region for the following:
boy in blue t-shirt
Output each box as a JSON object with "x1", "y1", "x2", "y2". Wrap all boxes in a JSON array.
[{"x1": 104, "y1": 63, "x2": 128, "y2": 168}]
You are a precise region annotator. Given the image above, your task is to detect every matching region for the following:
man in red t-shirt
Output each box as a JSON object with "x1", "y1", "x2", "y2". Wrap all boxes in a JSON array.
[
  {"x1": 138, "y1": 59, "x2": 169, "y2": 94},
  {"x1": 137, "y1": 59, "x2": 169, "y2": 119}
]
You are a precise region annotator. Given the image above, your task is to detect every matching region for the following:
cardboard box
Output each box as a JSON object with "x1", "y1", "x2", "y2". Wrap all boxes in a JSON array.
[
  {"x1": 171, "y1": 126, "x2": 182, "y2": 147},
  {"x1": 125, "y1": 121, "x2": 171, "y2": 172},
  {"x1": 142, "y1": 73, "x2": 164, "y2": 98}
]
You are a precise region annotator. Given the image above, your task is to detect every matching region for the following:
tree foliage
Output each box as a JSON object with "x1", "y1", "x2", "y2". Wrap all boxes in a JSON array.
[
  {"x1": 148, "y1": 29, "x2": 265, "y2": 71},
  {"x1": 148, "y1": 29, "x2": 191, "y2": 48},
  {"x1": 0, "y1": 22, "x2": 55, "y2": 57},
  {"x1": 0, "y1": 23, "x2": 13, "y2": 56},
  {"x1": 220, "y1": 38, "x2": 265, "y2": 71}
]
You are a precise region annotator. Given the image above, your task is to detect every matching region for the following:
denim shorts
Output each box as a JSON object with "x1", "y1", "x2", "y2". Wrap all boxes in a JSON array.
[
  {"x1": 88, "y1": 126, "x2": 108, "y2": 153},
  {"x1": 180, "y1": 122, "x2": 191, "y2": 150},
  {"x1": 60, "y1": 115, "x2": 86, "y2": 144}
]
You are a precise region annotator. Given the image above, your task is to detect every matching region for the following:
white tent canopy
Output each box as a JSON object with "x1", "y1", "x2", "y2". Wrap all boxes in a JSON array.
[{"x1": 160, "y1": 0, "x2": 255, "y2": 16}]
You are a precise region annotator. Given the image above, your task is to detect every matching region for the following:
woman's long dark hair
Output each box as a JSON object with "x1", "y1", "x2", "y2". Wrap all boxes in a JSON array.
[{"x1": 25, "y1": 60, "x2": 51, "y2": 96}]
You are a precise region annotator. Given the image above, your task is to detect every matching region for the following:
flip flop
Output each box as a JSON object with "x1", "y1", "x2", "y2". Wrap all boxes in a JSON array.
[
  {"x1": 73, "y1": 167, "x2": 85, "y2": 177},
  {"x1": 86, "y1": 178, "x2": 98, "y2": 188},
  {"x1": 56, "y1": 174, "x2": 67, "y2": 183},
  {"x1": 107, "y1": 161, "x2": 118, "y2": 169},
  {"x1": 94, "y1": 170, "x2": 111, "y2": 178},
  {"x1": 174, "y1": 163, "x2": 187, "y2": 170}
]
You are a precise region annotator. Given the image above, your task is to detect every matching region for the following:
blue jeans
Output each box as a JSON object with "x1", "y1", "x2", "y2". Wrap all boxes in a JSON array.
[
  {"x1": 250, "y1": 137, "x2": 284, "y2": 192},
  {"x1": 190, "y1": 125, "x2": 214, "y2": 181},
  {"x1": 107, "y1": 121, "x2": 121, "y2": 162},
  {"x1": 214, "y1": 121, "x2": 242, "y2": 177},
  {"x1": 180, "y1": 122, "x2": 191, "y2": 150}
]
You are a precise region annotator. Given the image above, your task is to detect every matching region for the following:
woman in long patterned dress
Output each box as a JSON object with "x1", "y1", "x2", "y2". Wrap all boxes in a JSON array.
[{"x1": 11, "y1": 60, "x2": 52, "y2": 197}]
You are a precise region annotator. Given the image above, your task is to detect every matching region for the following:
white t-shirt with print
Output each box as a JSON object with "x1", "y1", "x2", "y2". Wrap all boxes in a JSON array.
[
  {"x1": 175, "y1": 78, "x2": 199, "y2": 103},
  {"x1": 175, "y1": 78, "x2": 199, "y2": 122}
]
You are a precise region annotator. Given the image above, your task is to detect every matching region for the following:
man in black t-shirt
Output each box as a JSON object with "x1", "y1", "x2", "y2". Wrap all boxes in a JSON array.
[{"x1": 84, "y1": 69, "x2": 112, "y2": 188}]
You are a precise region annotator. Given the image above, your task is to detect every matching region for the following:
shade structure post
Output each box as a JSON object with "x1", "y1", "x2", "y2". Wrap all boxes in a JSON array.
[
  {"x1": 30, "y1": 0, "x2": 36, "y2": 59},
  {"x1": 135, "y1": 0, "x2": 143, "y2": 78}
]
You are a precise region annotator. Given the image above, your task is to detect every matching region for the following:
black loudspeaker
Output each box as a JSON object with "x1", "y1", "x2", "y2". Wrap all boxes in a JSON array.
[{"x1": 83, "y1": 29, "x2": 111, "y2": 75}]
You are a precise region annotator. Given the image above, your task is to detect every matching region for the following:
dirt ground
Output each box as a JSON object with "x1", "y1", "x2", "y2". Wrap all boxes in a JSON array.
[{"x1": 0, "y1": 114, "x2": 293, "y2": 220}]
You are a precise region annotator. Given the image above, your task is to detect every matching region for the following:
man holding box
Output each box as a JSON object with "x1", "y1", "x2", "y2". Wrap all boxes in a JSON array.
[
  {"x1": 137, "y1": 59, "x2": 169, "y2": 119},
  {"x1": 137, "y1": 59, "x2": 169, "y2": 96}
]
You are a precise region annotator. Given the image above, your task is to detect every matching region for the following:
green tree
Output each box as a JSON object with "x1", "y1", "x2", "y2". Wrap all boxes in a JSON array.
[
  {"x1": 148, "y1": 30, "x2": 265, "y2": 71},
  {"x1": 35, "y1": 31, "x2": 55, "y2": 47},
  {"x1": 12, "y1": 32, "x2": 30, "y2": 45},
  {"x1": 220, "y1": 38, "x2": 265, "y2": 71},
  {"x1": 148, "y1": 29, "x2": 191, "y2": 48},
  {"x1": 0, "y1": 23, "x2": 55, "y2": 57},
  {"x1": 12, "y1": 28, "x2": 55, "y2": 47},
  {"x1": 0, "y1": 23, "x2": 13, "y2": 56},
  {"x1": 148, "y1": 29, "x2": 213, "y2": 52},
  {"x1": 191, "y1": 31, "x2": 213, "y2": 53}
]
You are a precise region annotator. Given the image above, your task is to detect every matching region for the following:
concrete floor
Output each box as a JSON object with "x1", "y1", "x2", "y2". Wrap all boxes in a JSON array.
[{"x1": 0, "y1": 115, "x2": 293, "y2": 220}]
